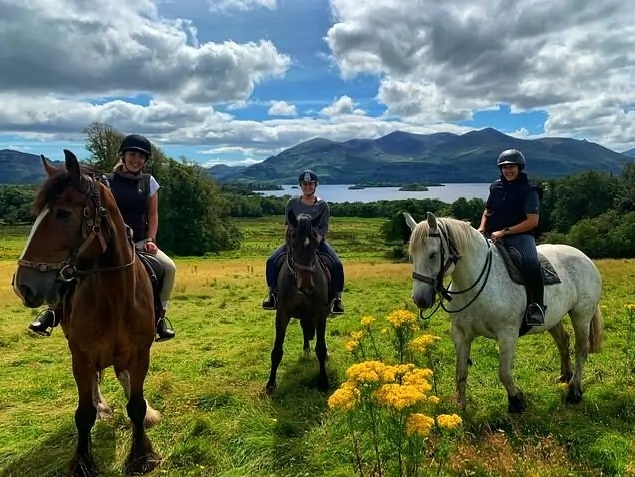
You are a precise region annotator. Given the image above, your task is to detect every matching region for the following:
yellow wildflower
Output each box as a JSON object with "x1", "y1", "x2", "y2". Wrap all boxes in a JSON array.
[
  {"x1": 410, "y1": 334, "x2": 441, "y2": 353},
  {"x1": 344, "y1": 340, "x2": 359, "y2": 352},
  {"x1": 381, "y1": 328, "x2": 389, "y2": 334},
  {"x1": 624, "y1": 304, "x2": 635, "y2": 311},
  {"x1": 327, "y1": 381, "x2": 359, "y2": 411},
  {"x1": 427, "y1": 395, "x2": 440, "y2": 405},
  {"x1": 350, "y1": 330, "x2": 365, "y2": 341},
  {"x1": 405, "y1": 413, "x2": 435, "y2": 437},
  {"x1": 360, "y1": 316, "x2": 375, "y2": 327},
  {"x1": 373, "y1": 383, "x2": 426, "y2": 410},
  {"x1": 386, "y1": 309, "x2": 419, "y2": 329},
  {"x1": 436, "y1": 413, "x2": 463, "y2": 430},
  {"x1": 346, "y1": 360, "x2": 395, "y2": 385}
]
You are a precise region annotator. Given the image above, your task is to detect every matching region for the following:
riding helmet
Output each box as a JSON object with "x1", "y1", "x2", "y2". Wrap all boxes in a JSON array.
[
  {"x1": 298, "y1": 169, "x2": 318, "y2": 184},
  {"x1": 497, "y1": 149, "x2": 526, "y2": 170},
  {"x1": 119, "y1": 134, "x2": 152, "y2": 158}
]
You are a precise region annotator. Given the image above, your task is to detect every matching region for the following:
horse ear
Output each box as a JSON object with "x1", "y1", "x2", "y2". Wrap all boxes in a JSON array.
[
  {"x1": 426, "y1": 211, "x2": 437, "y2": 229},
  {"x1": 403, "y1": 212, "x2": 418, "y2": 230},
  {"x1": 63, "y1": 149, "x2": 81, "y2": 187},
  {"x1": 286, "y1": 208, "x2": 298, "y2": 228},
  {"x1": 40, "y1": 154, "x2": 58, "y2": 176},
  {"x1": 311, "y1": 209, "x2": 324, "y2": 227}
]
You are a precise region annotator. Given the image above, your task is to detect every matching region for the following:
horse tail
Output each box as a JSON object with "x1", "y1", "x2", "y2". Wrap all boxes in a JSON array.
[
  {"x1": 588, "y1": 303, "x2": 604, "y2": 354},
  {"x1": 300, "y1": 317, "x2": 316, "y2": 341}
]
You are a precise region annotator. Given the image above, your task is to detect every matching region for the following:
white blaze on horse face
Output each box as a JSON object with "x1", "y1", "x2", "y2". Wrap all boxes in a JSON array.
[
  {"x1": 19, "y1": 207, "x2": 50, "y2": 260},
  {"x1": 304, "y1": 237, "x2": 310, "y2": 247}
]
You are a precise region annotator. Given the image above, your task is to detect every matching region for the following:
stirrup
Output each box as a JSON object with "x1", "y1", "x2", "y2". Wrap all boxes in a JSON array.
[
  {"x1": 525, "y1": 304, "x2": 545, "y2": 325},
  {"x1": 155, "y1": 315, "x2": 175, "y2": 342}
]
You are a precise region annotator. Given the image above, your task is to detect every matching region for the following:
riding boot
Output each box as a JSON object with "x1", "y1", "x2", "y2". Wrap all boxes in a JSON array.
[
  {"x1": 331, "y1": 292, "x2": 344, "y2": 315},
  {"x1": 524, "y1": 267, "x2": 546, "y2": 326},
  {"x1": 28, "y1": 306, "x2": 61, "y2": 336},
  {"x1": 262, "y1": 288, "x2": 278, "y2": 310},
  {"x1": 155, "y1": 310, "x2": 175, "y2": 342}
]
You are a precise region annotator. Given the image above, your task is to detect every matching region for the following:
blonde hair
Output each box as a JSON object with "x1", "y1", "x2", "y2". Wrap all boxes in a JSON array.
[{"x1": 112, "y1": 159, "x2": 124, "y2": 172}]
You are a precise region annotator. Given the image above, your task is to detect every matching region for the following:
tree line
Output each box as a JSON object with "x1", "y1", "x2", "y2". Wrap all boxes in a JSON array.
[{"x1": 1, "y1": 121, "x2": 634, "y2": 259}]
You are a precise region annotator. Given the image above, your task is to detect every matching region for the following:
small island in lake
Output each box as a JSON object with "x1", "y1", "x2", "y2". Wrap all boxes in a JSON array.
[{"x1": 348, "y1": 180, "x2": 444, "y2": 191}]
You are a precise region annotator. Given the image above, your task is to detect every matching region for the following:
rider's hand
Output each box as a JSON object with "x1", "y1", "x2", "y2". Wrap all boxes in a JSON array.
[
  {"x1": 144, "y1": 240, "x2": 158, "y2": 254},
  {"x1": 316, "y1": 234, "x2": 323, "y2": 243},
  {"x1": 477, "y1": 227, "x2": 486, "y2": 235},
  {"x1": 490, "y1": 230, "x2": 506, "y2": 242}
]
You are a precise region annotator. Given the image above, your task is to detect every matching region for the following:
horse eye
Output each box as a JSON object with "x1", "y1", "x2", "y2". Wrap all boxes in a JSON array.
[
  {"x1": 55, "y1": 209, "x2": 72, "y2": 219},
  {"x1": 429, "y1": 252, "x2": 437, "y2": 260}
]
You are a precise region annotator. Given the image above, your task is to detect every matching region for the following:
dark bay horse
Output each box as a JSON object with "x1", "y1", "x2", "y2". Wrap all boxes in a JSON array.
[
  {"x1": 266, "y1": 209, "x2": 333, "y2": 394},
  {"x1": 12, "y1": 150, "x2": 162, "y2": 476}
]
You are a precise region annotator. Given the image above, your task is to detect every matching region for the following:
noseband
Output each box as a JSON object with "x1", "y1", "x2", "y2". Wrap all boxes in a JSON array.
[
  {"x1": 17, "y1": 175, "x2": 136, "y2": 283},
  {"x1": 412, "y1": 224, "x2": 493, "y2": 319}
]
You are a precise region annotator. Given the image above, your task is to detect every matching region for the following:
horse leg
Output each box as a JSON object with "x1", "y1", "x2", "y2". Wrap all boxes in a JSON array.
[
  {"x1": 300, "y1": 318, "x2": 313, "y2": 358},
  {"x1": 266, "y1": 309, "x2": 291, "y2": 394},
  {"x1": 115, "y1": 368, "x2": 161, "y2": 428},
  {"x1": 548, "y1": 322, "x2": 573, "y2": 383},
  {"x1": 566, "y1": 309, "x2": 592, "y2": 404},
  {"x1": 497, "y1": 334, "x2": 526, "y2": 414},
  {"x1": 123, "y1": 350, "x2": 162, "y2": 475},
  {"x1": 314, "y1": 314, "x2": 329, "y2": 392},
  {"x1": 68, "y1": 351, "x2": 99, "y2": 477},
  {"x1": 92, "y1": 371, "x2": 113, "y2": 421},
  {"x1": 450, "y1": 324, "x2": 473, "y2": 411}
]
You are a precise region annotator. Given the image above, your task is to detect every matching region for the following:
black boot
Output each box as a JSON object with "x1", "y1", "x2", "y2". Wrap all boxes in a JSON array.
[
  {"x1": 524, "y1": 267, "x2": 546, "y2": 326},
  {"x1": 262, "y1": 289, "x2": 277, "y2": 310},
  {"x1": 155, "y1": 310, "x2": 175, "y2": 342},
  {"x1": 28, "y1": 307, "x2": 60, "y2": 336},
  {"x1": 331, "y1": 293, "x2": 344, "y2": 315}
]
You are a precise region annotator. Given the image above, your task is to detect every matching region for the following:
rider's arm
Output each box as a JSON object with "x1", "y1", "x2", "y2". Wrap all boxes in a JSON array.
[
  {"x1": 147, "y1": 191, "x2": 159, "y2": 241},
  {"x1": 506, "y1": 190, "x2": 539, "y2": 235},
  {"x1": 478, "y1": 209, "x2": 488, "y2": 231},
  {"x1": 316, "y1": 201, "x2": 330, "y2": 242}
]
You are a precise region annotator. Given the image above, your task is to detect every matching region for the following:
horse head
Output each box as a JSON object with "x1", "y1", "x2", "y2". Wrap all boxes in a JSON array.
[
  {"x1": 12, "y1": 149, "x2": 131, "y2": 308},
  {"x1": 404, "y1": 211, "x2": 464, "y2": 309},
  {"x1": 285, "y1": 208, "x2": 324, "y2": 294}
]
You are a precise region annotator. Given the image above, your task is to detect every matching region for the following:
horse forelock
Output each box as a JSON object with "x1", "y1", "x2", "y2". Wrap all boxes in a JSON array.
[
  {"x1": 296, "y1": 213, "x2": 314, "y2": 238},
  {"x1": 408, "y1": 217, "x2": 479, "y2": 258}
]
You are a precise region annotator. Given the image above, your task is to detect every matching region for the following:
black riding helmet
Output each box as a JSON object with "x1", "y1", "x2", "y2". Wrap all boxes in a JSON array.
[
  {"x1": 119, "y1": 134, "x2": 152, "y2": 159},
  {"x1": 298, "y1": 169, "x2": 318, "y2": 184},
  {"x1": 497, "y1": 149, "x2": 526, "y2": 170}
]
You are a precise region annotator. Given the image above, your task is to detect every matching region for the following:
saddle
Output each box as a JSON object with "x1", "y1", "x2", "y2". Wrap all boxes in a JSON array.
[
  {"x1": 494, "y1": 242, "x2": 561, "y2": 337},
  {"x1": 136, "y1": 249, "x2": 165, "y2": 317},
  {"x1": 494, "y1": 242, "x2": 561, "y2": 286}
]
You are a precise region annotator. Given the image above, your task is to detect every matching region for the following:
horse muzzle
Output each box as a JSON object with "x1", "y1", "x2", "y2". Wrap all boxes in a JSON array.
[
  {"x1": 412, "y1": 288, "x2": 436, "y2": 310},
  {"x1": 12, "y1": 267, "x2": 61, "y2": 308}
]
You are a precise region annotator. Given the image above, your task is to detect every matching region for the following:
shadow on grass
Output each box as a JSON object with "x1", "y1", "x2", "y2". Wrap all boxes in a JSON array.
[
  {"x1": 0, "y1": 420, "x2": 118, "y2": 477},
  {"x1": 459, "y1": 386, "x2": 635, "y2": 476},
  {"x1": 264, "y1": 351, "x2": 342, "y2": 477}
]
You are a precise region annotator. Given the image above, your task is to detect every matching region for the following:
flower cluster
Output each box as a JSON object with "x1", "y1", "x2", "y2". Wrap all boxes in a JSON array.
[{"x1": 328, "y1": 309, "x2": 463, "y2": 476}]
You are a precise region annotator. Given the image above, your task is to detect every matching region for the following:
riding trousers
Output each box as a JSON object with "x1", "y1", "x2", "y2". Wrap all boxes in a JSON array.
[
  {"x1": 265, "y1": 241, "x2": 344, "y2": 292},
  {"x1": 502, "y1": 233, "x2": 540, "y2": 271},
  {"x1": 134, "y1": 240, "x2": 177, "y2": 308}
]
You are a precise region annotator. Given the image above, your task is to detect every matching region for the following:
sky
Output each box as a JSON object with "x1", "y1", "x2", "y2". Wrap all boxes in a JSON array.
[{"x1": 1, "y1": 0, "x2": 634, "y2": 166}]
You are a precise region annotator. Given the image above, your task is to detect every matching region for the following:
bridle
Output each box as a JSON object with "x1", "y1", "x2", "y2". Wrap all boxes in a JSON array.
[
  {"x1": 412, "y1": 223, "x2": 493, "y2": 320},
  {"x1": 17, "y1": 174, "x2": 136, "y2": 283}
]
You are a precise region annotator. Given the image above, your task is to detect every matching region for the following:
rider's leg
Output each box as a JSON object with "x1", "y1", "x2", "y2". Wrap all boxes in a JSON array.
[
  {"x1": 153, "y1": 247, "x2": 177, "y2": 341},
  {"x1": 28, "y1": 305, "x2": 62, "y2": 336},
  {"x1": 318, "y1": 241, "x2": 345, "y2": 314},
  {"x1": 263, "y1": 244, "x2": 286, "y2": 310},
  {"x1": 505, "y1": 233, "x2": 545, "y2": 325}
]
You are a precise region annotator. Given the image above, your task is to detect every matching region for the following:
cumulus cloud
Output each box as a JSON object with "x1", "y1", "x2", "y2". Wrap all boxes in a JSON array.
[
  {"x1": 208, "y1": 0, "x2": 276, "y2": 13},
  {"x1": 320, "y1": 96, "x2": 365, "y2": 117},
  {"x1": 268, "y1": 101, "x2": 297, "y2": 116},
  {"x1": 0, "y1": 0, "x2": 290, "y2": 103},
  {"x1": 325, "y1": 0, "x2": 635, "y2": 148}
]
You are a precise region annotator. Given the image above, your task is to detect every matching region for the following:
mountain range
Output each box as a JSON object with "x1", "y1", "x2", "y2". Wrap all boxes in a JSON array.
[{"x1": 1, "y1": 128, "x2": 634, "y2": 185}]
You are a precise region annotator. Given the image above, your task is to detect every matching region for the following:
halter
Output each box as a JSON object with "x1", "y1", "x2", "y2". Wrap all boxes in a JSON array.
[
  {"x1": 17, "y1": 174, "x2": 136, "y2": 283},
  {"x1": 412, "y1": 223, "x2": 493, "y2": 320}
]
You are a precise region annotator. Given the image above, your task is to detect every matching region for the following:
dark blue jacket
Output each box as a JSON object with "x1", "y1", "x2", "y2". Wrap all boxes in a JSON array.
[{"x1": 485, "y1": 172, "x2": 542, "y2": 235}]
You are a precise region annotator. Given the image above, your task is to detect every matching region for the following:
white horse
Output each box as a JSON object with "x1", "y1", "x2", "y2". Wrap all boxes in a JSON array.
[{"x1": 403, "y1": 211, "x2": 603, "y2": 414}]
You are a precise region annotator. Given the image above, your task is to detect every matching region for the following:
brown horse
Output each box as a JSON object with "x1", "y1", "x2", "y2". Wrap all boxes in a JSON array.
[
  {"x1": 12, "y1": 149, "x2": 162, "y2": 476},
  {"x1": 265, "y1": 209, "x2": 332, "y2": 394}
]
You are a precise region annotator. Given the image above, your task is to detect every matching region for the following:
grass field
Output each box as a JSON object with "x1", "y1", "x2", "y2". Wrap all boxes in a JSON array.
[{"x1": 0, "y1": 216, "x2": 634, "y2": 477}]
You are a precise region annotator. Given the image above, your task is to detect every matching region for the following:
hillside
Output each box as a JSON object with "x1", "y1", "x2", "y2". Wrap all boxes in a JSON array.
[
  {"x1": 2, "y1": 128, "x2": 633, "y2": 185},
  {"x1": 209, "y1": 128, "x2": 635, "y2": 184}
]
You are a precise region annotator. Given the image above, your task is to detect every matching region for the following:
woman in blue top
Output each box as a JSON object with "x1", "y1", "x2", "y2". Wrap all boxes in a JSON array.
[{"x1": 262, "y1": 169, "x2": 345, "y2": 314}]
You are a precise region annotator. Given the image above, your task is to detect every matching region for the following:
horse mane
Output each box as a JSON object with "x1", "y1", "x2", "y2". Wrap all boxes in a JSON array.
[
  {"x1": 33, "y1": 163, "x2": 104, "y2": 214},
  {"x1": 295, "y1": 213, "x2": 314, "y2": 237},
  {"x1": 408, "y1": 216, "x2": 481, "y2": 257}
]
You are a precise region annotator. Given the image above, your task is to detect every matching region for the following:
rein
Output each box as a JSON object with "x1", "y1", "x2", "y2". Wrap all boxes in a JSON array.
[
  {"x1": 413, "y1": 224, "x2": 493, "y2": 320},
  {"x1": 17, "y1": 174, "x2": 136, "y2": 283}
]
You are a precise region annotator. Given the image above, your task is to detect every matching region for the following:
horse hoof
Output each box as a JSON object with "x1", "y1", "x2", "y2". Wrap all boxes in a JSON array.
[
  {"x1": 507, "y1": 393, "x2": 527, "y2": 414},
  {"x1": 125, "y1": 452, "x2": 161, "y2": 475},
  {"x1": 265, "y1": 382, "x2": 276, "y2": 395},
  {"x1": 316, "y1": 377, "x2": 329, "y2": 393},
  {"x1": 68, "y1": 453, "x2": 98, "y2": 477},
  {"x1": 565, "y1": 387, "x2": 583, "y2": 405},
  {"x1": 555, "y1": 373, "x2": 572, "y2": 384}
]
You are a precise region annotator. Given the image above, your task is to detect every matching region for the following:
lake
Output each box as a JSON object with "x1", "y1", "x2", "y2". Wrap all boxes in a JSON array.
[{"x1": 254, "y1": 183, "x2": 491, "y2": 204}]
